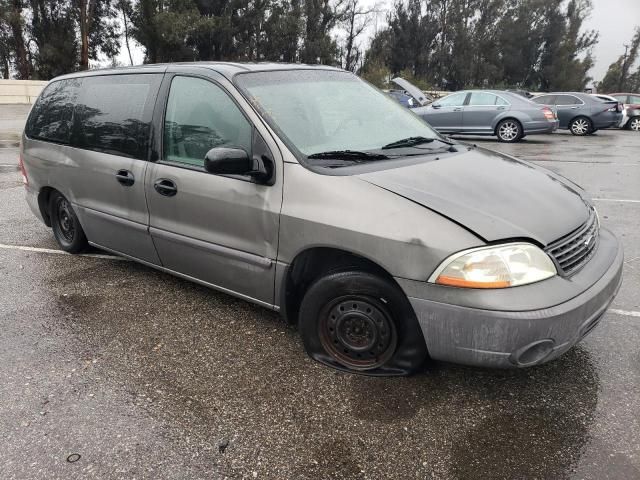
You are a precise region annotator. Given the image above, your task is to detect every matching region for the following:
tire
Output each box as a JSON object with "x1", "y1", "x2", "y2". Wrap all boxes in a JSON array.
[
  {"x1": 49, "y1": 191, "x2": 88, "y2": 253},
  {"x1": 629, "y1": 117, "x2": 640, "y2": 132},
  {"x1": 496, "y1": 119, "x2": 522, "y2": 143},
  {"x1": 569, "y1": 117, "x2": 592, "y2": 136},
  {"x1": 298, "y1": 270, "x2": 428, "y2": 376}
]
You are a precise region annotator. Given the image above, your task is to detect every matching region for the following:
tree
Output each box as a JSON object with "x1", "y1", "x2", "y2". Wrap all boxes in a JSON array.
[
  {"x1": 339, "y1": 0, "x2": 375, "y2": 72},
  {"x1": 0, "y1": 0, "x2": 30, "y2": 78},
  {"x1": 598, "y1": 27, "x2": 640, "y2": 93},
  {"x1": 29, "y1": 0, "x2": 78, "y2": 79},
  {"x1": 71, "y1": 0, "x2": 120, "y2": 70},
  {"x1": 538, "y1": 0, "x2": 598, "y2": 91},
  {"x1": 301, "y1": 0, "x2": 342, "y2": 64}
]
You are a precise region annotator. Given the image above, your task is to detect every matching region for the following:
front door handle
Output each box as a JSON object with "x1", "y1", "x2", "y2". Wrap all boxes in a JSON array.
[
  {"x1": 453, "y1": 107, "x2": 463, "y2": 111},
  {"x1": 154, "y1": 179, "x2": 177, "y2": 197},
  {"x1": 115, "y1": 169, "x2": 135, "y2": 186}
]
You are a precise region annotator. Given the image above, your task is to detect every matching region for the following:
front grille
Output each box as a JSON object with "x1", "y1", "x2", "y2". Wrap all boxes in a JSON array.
[{"x1": 546, "y1": 210, "x2": 599, "y2": 276}]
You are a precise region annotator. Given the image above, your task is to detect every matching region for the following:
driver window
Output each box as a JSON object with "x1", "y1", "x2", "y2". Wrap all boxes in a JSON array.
[
  {"x1": 163, "y1": 76, "x2": 252, "y2": 167},
  {"x1": 438, "y1": 92, "x2": 467, "y2": 107}
]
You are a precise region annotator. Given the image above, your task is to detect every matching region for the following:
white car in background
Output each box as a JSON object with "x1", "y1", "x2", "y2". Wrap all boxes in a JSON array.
[{"x1": 592, "y1": 94, "x2": 627, "y2": 128}]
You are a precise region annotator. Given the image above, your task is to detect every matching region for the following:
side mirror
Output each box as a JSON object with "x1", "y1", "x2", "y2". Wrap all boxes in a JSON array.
[
  {"x1": 204, "y1": 147, "x2": 252, "y2": 175},
  {"x1": 204, "y1": 146, "x2": 272, "y2": 183}
]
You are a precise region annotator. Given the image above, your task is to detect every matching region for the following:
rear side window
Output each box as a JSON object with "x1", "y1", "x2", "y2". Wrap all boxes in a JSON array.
[
  {"x1": 556, "y1": 95, "x2": 581, "y2": 105},
  {"x1": 532, "y1": 95, "x2": 555, "y2": 105},
  {"x1": 26, "y1": 79, "x2": 81, "y2": 144},
  {"x1": 74, "y1": 74, "x2": 162, "y2": 159},
  {"x1": 629, "y1": 95, "x2": 640, "y2": 105}
]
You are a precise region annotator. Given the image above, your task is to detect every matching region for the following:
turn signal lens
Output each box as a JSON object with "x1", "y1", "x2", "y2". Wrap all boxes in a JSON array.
[{"x1": 430, "y1": 243, "x2": 557, "y2": 289}]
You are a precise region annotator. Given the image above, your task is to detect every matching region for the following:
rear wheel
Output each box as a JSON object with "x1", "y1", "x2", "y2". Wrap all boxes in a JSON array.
[
  {"x1": 569, "y1": 117, "x2": 592, "y2": 136},
  {"x1": 629, "y1": 117, "x2": 640, "y2": 132},
  {"x1": 49, "y1": 191, "x2": 88, "y2": 253},
  {"x1": 496, "y1": 119, "x2": 522, "y2": 143},
  {"x1": 298, "y1": 270, "x2": 427, "y2": 375}
]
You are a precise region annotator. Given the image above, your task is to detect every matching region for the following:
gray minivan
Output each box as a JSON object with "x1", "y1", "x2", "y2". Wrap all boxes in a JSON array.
[{"x1": 21, "y1": 63, "x2": 623, "y2": 375}]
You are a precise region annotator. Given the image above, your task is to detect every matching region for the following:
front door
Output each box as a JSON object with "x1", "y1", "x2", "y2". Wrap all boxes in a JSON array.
[
  {"x1": 145, "y1": 73, "x2": 283, "y2": 306},
  {"x1": 423, "y1": 92, "x2": 468, "y2": 132}
]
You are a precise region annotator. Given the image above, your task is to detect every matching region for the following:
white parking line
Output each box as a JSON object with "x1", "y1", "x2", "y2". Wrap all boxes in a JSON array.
[
  {"x1": 0, "y1": 243, "x2": 130, "y2": 261},
  {"x1": 594, "y1": 198, "x2": 640, "y2": 204},
  {"x1": 610, "y1": 309, "x2": 640, "y2": 318}
]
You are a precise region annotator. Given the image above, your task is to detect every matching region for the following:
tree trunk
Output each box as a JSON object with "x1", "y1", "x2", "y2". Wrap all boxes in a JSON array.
[{"x1": 9, "y1": 0, "x2": 30, "y2": 78}]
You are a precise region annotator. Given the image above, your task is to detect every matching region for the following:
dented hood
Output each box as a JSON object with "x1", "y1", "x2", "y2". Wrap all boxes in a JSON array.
[{"x1": 358, "y1": 148, "x2": 590, "y2": 246}]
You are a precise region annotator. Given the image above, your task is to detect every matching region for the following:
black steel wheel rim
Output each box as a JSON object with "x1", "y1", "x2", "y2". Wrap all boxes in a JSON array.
[
  {"x1": 56, "y1": 197, "x2": 75, "y2": 243},
  {"x1": 319, "y1": 296, "x2": 397, "y2": 370}
]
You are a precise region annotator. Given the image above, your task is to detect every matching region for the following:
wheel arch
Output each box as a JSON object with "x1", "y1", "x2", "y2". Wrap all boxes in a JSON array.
[
  {"x1": 37, "y1": 186, "x2": 56, "y2": 227},
  {"x1": 279, "y1": 246, "x2": 399, "y2": 325},
  {"x1": 493, "y1": 116, "x2": 523, "y2": 136}
]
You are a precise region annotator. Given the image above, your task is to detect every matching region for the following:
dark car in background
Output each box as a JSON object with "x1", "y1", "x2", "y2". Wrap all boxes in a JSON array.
[
  {"x1": 609, "y1": 93, "x2": 640, "y2": 131},
  {"x1": 413, "y1": 90, "x2": 558, "y2": 142},
  {"x1": 532, "y1": 93, "x2": 622, "y2": 135},
  {"x1": 388, "y1": 90, "x2": 419, "y2": 108},
  {"x1": 387, "y1": 77, "x2": 432, "y2": 108}
]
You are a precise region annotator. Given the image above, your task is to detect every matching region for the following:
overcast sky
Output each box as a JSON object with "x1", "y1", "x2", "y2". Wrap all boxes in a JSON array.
[{"x1": 116, "y1": 0, "x2": 640, "y2": 83}]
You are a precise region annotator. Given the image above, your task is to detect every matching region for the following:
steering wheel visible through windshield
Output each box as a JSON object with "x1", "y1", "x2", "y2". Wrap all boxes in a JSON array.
[{"x1": 234, "y1": 69, "x2": 443, "y2": 161}]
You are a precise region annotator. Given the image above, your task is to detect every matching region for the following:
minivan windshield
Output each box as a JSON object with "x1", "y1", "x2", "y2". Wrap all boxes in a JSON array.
[{"x1": 235, "y1": 69, "x2": 442, "y2": 160}]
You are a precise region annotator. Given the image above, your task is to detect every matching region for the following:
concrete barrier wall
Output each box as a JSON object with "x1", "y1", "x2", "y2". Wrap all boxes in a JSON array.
[{"x1": 0, "y1": 80, "x2": 48, "y2": 104}]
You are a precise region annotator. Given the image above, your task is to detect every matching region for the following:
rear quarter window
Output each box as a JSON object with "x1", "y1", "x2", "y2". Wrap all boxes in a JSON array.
[
  {"x1": 26, "y1": 79, "x2": 81, "y2": 144},
  {"x1": 74, "y1": 74, "x2": 162, "y2": 159}
]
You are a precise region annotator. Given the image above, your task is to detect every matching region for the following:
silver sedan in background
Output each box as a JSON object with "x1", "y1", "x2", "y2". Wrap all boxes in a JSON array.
[{"x1": 413, "y1": 89, "x2": 559, "y2": 142}]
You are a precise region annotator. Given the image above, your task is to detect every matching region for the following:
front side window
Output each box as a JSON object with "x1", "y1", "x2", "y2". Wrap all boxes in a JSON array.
[
  {"x1": 235, "y1": 70, "x2": 440, "y2": 157},
  {"x1": 613, "y1": 95, "x2": 628, "y2": 103},
  {"x1": 438, "y1": 92, "x2": 468, "y2": 107},
  {"x1": 163, "y1": 76, "x2": 252, "y2": 167},
  {"x1": 74, "y1": 74, "x2": 161, "y2": 159},
  {"x1": 468, "y1": 92, "x2": 499, "y2": 106},
  {"x1": 26, "y1": 79, "x2": 81, "y2": 144}
]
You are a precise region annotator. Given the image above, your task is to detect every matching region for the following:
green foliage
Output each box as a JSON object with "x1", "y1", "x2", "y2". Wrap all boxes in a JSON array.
[
  {"x1": 364, "y1": 0, "x2": 600, "y2": 91},
  {"x1": 598, "y1": 27, "x2": 640, "y2": 93},
  {"x1": 360, "y1": 59, "x2": 390, "y2": 88}
]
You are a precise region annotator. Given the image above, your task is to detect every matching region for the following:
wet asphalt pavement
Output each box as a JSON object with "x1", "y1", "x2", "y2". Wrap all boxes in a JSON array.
[{"x1": 1, "y1": 104, "x2": 639, "y2": 479}]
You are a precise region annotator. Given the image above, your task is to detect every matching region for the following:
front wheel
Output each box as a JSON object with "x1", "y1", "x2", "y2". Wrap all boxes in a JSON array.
[
  {"x1": 629, "y1": 117, "x2": 640, "y2": 132},
  {"x1": 496, "y1": 119, "x2": 522, "y2": 143},
  {"x1": 569, "y1": 117, "x2": 592, "y2": 136},
  {"x1": 49, "y1": 191, "x2": 88, "y2": 253},
  {"x1": 298, "y1": 270, "x2": 428, "y2": 376}
]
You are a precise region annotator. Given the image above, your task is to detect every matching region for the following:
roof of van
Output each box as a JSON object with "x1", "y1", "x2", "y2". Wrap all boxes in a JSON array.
[{"x1": 53, "y1": 62, "x2": 343, "y2": 82}]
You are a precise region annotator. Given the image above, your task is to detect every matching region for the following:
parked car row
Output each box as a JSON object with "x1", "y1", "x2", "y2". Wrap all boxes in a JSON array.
[{"x1": 388, "y1": 77, "x2": 638, "y2": 142}]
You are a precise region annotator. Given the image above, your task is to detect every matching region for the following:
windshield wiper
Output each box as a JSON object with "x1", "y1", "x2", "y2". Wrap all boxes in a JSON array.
[
  {"x1": 307, "y1": 150, "x2": 389, "y2": 161},
  {"x1": 381, "y1": 136, "x2": 456, "y2": 150}
]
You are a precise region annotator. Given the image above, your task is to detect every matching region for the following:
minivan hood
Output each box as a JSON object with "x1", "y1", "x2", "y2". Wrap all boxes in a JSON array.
[{"x1": 358, "y1": 147, "x2": 590, "y2": 246}]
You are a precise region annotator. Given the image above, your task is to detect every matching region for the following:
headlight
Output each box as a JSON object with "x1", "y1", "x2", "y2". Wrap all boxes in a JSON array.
[{"x1": 429, "y1": 243, "x2": 557, "y2": 288}]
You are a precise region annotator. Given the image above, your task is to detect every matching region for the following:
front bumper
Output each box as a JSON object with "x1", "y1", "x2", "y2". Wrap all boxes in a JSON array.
[{"x1": 400, "y1": 227, "x2": 623, "y2": 368}]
